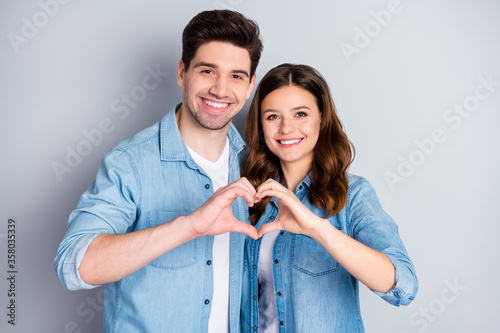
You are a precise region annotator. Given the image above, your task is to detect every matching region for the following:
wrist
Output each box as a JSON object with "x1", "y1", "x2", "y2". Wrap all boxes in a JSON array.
[
  {"x1": 167, "y1": 215, "x2": 199, "y2": 243},
  {"x1": 308, "y1": 217, "x2": 338, "y2": 244},
  {"x1": 304, "y1": 216, "x2": 333, "y2": 240}
]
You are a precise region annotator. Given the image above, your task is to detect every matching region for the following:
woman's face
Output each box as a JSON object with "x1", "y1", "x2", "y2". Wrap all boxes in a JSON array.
[{"x1": 260, "y1": 85, "x2": 321, "y2": 169}]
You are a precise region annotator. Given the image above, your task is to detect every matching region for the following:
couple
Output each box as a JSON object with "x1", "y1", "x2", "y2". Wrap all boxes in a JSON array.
[{"x1": 54, "y1": 9, "x2": 417, "y2": 332}]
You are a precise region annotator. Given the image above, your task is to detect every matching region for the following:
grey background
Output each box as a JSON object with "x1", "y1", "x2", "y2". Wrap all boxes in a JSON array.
[{"x1": 1, "y1": 0, "x2": 499, "y2": 332}]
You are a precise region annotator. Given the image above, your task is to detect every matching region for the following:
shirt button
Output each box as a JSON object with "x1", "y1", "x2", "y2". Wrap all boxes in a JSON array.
[
  {"x1": 252, "y1": 265, "x2": 257, "y2": 269},
  {"x1": 280, "y1": 231, "x2": 284, "y2": 235},
  {"x1": 274, "y1": 259, "x2": 279, "y2": 264},
  {"x1": 204, "y1": 299, "x2": 210, "y2": 305},
  {"x1": 253, "y1": 295, "x2": 256, "y2": 300},
  {"x1": 277, "y1": 292, "x2": 282, "y2": 296},
  {"x1": 299, "y1": 185, "x2": 303, "y2": 190},
  {"x1": 280, "y1": 321, "x2": 284, "y2": 326},
  {"x1": 207, "y1": 260, "x2": 212, "y2": 265},
  {"x1": 205, "y1": 184, "x2": 210, "y2": 189},
  {"x1": 269, "y1": 215, "x2": 275, "y2": 220},
  {"x1": 253, "y1": 326, "x2": 257, "y2": 330}
]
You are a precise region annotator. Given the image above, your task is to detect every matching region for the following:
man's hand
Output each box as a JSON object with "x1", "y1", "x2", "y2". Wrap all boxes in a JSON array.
[{"x1": 186, "y1": 177, "x2": 258, "y2": 239}]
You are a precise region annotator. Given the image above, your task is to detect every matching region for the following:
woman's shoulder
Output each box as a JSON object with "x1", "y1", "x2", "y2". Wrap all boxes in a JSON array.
[
  {"x1": 347, "y1": 173, "x2": 370, "y2": 190},
  {"x1": 346, "y1": 173, "x2": 381, "y2": 206}
]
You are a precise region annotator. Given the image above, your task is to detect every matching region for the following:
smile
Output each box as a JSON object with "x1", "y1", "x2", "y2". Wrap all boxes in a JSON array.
[
  {"x1": 202, "y1": 98, "x2": 230, "y2": 109},
  {"x1": 278, "y1": 138, "x2": 303, "y2": 145}
]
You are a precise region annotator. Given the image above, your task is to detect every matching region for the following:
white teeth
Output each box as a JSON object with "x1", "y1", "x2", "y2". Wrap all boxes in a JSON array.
[
  {"x1": 279, "y1": 139, "x2": 302, "y2": 145},
  {"x1": 203, "y1": 99, "x2": 229, "y2": 109}
]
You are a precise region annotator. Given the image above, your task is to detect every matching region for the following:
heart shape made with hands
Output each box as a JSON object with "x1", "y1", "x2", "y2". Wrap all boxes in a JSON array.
[{"x1": 255, "y1": 179, "x2": 319, "y2": 238}]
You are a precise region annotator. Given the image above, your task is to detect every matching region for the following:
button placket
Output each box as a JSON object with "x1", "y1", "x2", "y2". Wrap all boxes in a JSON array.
[{"x1": 273, "y1": 224, "x2": 286, "y2": 331}]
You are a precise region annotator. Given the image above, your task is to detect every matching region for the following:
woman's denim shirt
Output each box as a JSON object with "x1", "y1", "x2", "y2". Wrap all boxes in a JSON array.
[{"x1": 241, "y1": 174, "x2": 418, "y2": 332}]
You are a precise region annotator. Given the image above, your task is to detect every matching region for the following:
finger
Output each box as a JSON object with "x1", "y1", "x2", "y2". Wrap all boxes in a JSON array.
[
  {"x1": 256, "y1": 179, "x2": 281, "y2": 192},
  {"x1": 237, "y1": 177, "x2": 257, "y2": 196},
  {"x1": 258, "y1": 180, "x2": 288, "y2": 194},
  {"x1": 262, "y1": 178, "x2": 277, "y2": 186},
  {"x1": 255, "y1": 188, "x2": 295, "y2": 206},
  {"x1": 217, "y1": 183, "x2": 256, "y2": 208},
  {"x1": 225, "y1": 178, "x2": 256, "y2": 203},
  {"x1": 257, "y1": 221, "x2": 282, "y2": 238},
  {"x1": 255, "y1": 180, "x2": 287, "y2": 202},
  {"x1": 230, "y1": 220, "x2": 258, "y2": 239}
]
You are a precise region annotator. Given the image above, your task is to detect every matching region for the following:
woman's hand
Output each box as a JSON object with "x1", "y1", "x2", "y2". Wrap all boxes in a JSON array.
[
  {"x1": 255, "y1": 179, "x2": 396, "y2": 293},
  {"x1": 255, "y1": 179, "x2": 326, "y2": 238}
]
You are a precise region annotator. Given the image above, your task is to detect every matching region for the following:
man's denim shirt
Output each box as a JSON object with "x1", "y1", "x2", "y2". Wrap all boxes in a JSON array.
[
  {"x1": 54, "y1": 105, "x2": 249, "y2": 332},
  {"x1": 241, "y1": 174, "x2": 418, "y2": 332}
]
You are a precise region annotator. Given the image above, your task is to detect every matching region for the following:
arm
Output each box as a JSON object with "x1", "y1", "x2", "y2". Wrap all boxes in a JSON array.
[
  {"x1": 256, "y1": 179, "x2": 394, "y2": 293},
  {"x1": 343, "y1": 177, "x2": 418, "y2": 305},
  {"x1": 303, "y1": 218, "x2": 395, "y2": 292},
  {"x1": 79, "y1": 178, "x2": 258, "y2": 286},
  {"x1": 55, "y1": 149, "x2": 257, "y2": 289}
]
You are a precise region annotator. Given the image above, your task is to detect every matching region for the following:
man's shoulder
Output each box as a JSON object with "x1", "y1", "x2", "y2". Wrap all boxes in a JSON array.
[
  {"x1": 113, "y1": 121, "x2": 161, "y2": 154},
  {"x1": 106, "y1": 106, "x2": 178, "y2": 162}
]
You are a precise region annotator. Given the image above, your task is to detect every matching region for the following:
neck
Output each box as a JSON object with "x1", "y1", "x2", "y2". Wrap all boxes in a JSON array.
[
  {"x1": 281, "y1": 159, "x2": 312, "y2": 193},
  {"x1": 176, "y1": 107, "x2": 229, "y2": 162}
]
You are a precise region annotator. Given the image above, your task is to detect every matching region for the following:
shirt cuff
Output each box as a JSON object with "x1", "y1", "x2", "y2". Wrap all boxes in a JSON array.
[
  {"x1": 61, "y1": 234, "x2": 101, "y2": 290},
  {"x1": 372, "y1": 253, "x2": 418, "y2": 306}
]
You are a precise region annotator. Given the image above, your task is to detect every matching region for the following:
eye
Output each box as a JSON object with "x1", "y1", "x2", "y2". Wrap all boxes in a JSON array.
[
  {"x1": 232, "y1": 74, "x2": 243, "y2": 80},
  {"x1": 201, "y1": 69, "x2": 214, "y2": 75},
  {"x1": 296, "y1": 111, "x2": 308, "y2": 117},
  {"x1": 266, "y1": 114, "x2": 278, "y2": 120}
]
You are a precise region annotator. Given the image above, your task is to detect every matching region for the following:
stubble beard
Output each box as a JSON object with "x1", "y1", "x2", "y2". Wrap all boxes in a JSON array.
[{"x1": 185, "y1": 98, "x2": 237, "y2": 131}]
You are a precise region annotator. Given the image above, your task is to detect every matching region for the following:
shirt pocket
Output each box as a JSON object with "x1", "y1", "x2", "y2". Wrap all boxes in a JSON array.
[
  {"x1": 291, "y1": 234, "x2": 339, "y2": 276},
  {"x1": 146, "y1": 210, "x2": 198, "y2": 269}
]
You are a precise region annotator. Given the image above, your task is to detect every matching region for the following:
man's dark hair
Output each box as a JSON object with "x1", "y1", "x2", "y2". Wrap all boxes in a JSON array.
[{"x1": 182, "y1": 10, "x2": 263, "y2": 78}]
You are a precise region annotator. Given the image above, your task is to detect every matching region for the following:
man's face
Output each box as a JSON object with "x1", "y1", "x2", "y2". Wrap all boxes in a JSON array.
[{"x1": 177, "y1": 41, "x2": 256, "y2": 131}]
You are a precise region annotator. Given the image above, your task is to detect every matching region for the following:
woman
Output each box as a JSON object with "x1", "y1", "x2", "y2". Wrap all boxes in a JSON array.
[{"x1": 241, "y1": 64, "x2": 418, "y2": 332}]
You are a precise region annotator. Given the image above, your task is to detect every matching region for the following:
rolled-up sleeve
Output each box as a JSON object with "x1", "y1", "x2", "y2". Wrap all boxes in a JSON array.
[
  {"x1": 54, "y1": 149, "x2": 140, "y2": 290},
  {"x1": 347, "y1": 177, "x2": 418, "y2": 306}
]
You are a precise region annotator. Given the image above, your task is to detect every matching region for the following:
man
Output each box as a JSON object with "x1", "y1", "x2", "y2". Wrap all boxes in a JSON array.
[{"x1": 54, "y1": 10, "x2": 263, "y2": 332}]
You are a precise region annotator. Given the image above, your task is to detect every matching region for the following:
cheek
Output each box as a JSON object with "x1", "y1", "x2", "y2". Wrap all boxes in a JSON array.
[
  {"x1": 305, "y1": 121, "x2": 321, "y2": 148},
  {"x1": 261, "y1": 124, "x2": 276, "y2": 147},
  {"x1": 312, "y1": 120, "x2": 321, "y2": 140},
  {"x1": 263, "y1": 128, "x2": 273, "y2": 145},
  {"x1": 234, "y1": 84, "x2": 250, "y2": 100}
]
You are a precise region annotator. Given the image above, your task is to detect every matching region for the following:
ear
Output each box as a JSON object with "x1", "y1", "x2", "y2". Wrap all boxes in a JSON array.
[
  {"x1": 177, "y1": 60, "x2": 186, "y2": 88},
  {"x1": 245, "y1": 74, "x2": 257, "y2": 99}
]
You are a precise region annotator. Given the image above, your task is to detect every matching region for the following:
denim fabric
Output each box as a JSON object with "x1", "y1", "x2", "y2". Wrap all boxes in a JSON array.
[
  {"x1": 241, "y1": 174, "x2": 418, "y2": 332},
  {"x1": 54, "y1": 105, "x2": 248, "y2": 332}
]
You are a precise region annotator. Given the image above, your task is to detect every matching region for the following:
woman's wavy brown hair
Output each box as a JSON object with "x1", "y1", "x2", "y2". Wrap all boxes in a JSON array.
[{"x1": 243, "y1": 63, "x2": 355, "y2": 225}]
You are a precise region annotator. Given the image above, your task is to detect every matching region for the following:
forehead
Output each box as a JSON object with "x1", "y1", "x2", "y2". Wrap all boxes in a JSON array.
[
  {"x1": 261, "y1": 86, "x2": 318, "y2": 111},
  {"x1": 191, "y1": 41, "x2": 251, "y2": 74}
]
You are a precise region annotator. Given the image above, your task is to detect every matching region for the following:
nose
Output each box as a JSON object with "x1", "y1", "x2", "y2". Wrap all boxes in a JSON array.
[
  {"x1": 209, "y1": 76, "x2": 229, "y2": 99},
  {"x1": 278, "y1": 117, "x2": 294, "y2": 135}
]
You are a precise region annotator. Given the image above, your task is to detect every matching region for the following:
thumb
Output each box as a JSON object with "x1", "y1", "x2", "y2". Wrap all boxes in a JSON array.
[{"x1": 257, "y1": 221, "x2": 282, "y2": 238}]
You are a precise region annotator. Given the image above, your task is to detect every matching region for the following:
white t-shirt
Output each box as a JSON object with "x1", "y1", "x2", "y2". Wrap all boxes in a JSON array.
[
  {"x1": 258, "y1": 229, "x2": 281, "y2": 332},
  {"x1": 187, "y1": 139, "x2": 230, "y2": 333}
]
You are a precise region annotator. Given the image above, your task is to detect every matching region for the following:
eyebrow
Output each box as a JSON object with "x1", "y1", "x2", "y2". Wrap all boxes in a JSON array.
[
  {"x1": 262, "y1": 105, "x2": 311, "y2": 114},
  {"x1": 193, "y1": 62, "x2": 250, "y2": 78}
]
